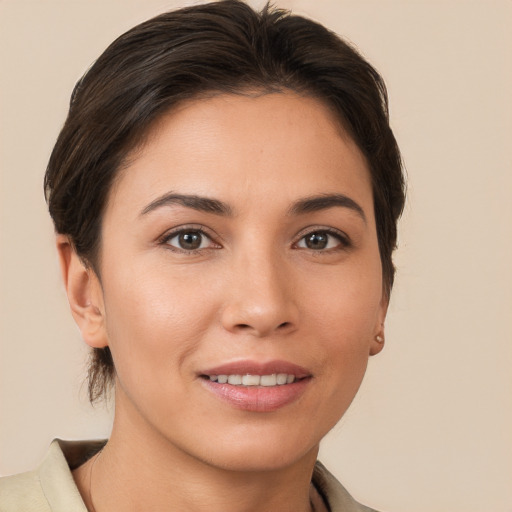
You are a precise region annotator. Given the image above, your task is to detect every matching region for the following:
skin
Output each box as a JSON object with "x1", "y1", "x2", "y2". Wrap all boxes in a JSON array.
[{"x1": 59, "y1": 92, "x2": 386, "y2": 512}]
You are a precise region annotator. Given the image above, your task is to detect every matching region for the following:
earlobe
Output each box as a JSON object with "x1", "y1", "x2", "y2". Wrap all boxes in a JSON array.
[
  {"x1": 369, "y1": 332, "x2": 385, "y2": 356},
  {"x1": 369, "y1": 293, "x2": 389, "y2": 356},
  {"x1": 56, "y1": 235, "x2": 108, "y2": 348}
]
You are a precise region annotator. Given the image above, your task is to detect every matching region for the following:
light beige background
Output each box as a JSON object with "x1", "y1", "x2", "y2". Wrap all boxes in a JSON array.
[{"x1": 1, "y1": 1, "x2": 511, "y2": 511}]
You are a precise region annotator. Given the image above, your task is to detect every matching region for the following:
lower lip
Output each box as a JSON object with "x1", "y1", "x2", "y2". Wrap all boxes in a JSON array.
[{"x1": 201, "y1": 378, "x2": 311, "y2": 412}]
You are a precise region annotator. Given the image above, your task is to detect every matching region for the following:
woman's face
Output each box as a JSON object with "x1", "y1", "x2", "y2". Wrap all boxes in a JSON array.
[{"x1": 89, "y1": 92, "x2": 386, "y2": 471}]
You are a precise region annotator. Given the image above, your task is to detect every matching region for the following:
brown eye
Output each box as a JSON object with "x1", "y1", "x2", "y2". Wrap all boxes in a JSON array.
[
  {"x1": 179, "y1": 232, "x2": 202, "y2": 250},
  {"x1": 166, "y1": 230, "x2": 210, "y2": 251},
  {"x1": 305, "y1": 232, "x2": 328, "y2": 249},
  {"x1": 296, "y1": 231, "x2": 346, "y2": 251}
]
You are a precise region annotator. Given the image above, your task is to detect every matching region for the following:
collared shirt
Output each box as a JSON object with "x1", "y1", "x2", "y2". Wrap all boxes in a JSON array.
[{"x1": 0, "y1": 439, "x2": 379, "y2": 512}]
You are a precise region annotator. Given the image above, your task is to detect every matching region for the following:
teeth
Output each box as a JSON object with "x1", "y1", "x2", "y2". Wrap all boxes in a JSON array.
[
  {"x1": 208, "y1": 374, "x2": 296, "y2": 386},
  {"x1": 242, "y1": 374, "x2": 261, "y2": 386},
  {"x1": 227, "y1": 375, "x2": 242, "y2": 385},
  {"x1": 260, "y1": 374, "x2": 277, "y2": 386},
  {"x1": 276, "y1": 373, "x2": 288, "y2": 385}
]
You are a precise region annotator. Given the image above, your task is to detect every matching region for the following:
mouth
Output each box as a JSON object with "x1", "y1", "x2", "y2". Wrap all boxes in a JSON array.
[
  {"x1": 199, "y1": 360, "x2": 312, "y2": 412},
  {"x1": 199, "y1": 360, "x2": 311, "y2": 385},
  {"x1": 202, "y1": 373, "x2": 298, "y2": 386}
]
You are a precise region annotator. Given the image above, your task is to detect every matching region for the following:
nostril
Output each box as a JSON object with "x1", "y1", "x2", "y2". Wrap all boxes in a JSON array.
[{"x1": 233, "y1": 321, "x2": 292, "y2": 333}]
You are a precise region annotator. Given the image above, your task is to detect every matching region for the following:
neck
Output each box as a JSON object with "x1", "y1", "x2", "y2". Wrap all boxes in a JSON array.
[{"x1": 74, "y1": 391, "x2": 321, "y2": 512}]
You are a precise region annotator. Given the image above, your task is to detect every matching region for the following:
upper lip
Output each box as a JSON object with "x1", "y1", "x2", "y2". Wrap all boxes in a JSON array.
[{"x1": 200, "y1": 359, "x2": 311, "y2": 379}]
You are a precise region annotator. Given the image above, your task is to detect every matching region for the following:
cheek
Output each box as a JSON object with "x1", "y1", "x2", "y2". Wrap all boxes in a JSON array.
[
  {"x1": 100, "y1": 261, "x2": 219, "y2": 388},
  {"x1": 302, "y1": 255, "x2": 383, "y2": 389},
  {"x1": 304, "y1": 255, "x2": 383, "y2": 337},
  {"x1": 306, "y1": 307, "x2": 377, "y2": 436}
]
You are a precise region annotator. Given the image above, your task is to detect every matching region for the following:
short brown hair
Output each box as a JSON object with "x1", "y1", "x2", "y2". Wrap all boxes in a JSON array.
[{"x1": 45, "y1": 0, "x2": 405, "y2": 402}]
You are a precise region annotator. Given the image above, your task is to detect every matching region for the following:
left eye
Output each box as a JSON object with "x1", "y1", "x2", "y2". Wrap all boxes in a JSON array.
[
  {"x1": 296, "y1": 231, "x2": 344, "y2": 250},
  {"x1": 165, "y1": 230, "x2": 213, "y2": 251}
]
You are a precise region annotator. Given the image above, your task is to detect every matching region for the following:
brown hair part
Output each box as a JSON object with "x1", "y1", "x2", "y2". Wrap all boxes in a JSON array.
[{"x1": 44, "y1": 0, "x2": 405, "y2": 402}]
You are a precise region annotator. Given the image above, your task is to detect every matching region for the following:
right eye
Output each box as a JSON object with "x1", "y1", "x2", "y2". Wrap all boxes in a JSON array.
[{"x1": 163, "y1": 229, "x2": 215, "y2": 252}]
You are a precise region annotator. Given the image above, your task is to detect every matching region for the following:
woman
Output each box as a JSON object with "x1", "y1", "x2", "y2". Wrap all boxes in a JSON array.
[{"x1": 0, "y1": 1, "x2": 405, "y2": 510}]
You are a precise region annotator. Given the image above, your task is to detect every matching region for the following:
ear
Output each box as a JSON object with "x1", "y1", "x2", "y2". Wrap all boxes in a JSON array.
[
  {"x1": 56, "y1": 235, "x2": 108, "y2": 348},
  {"x1": 369, "y1": 293, "x2": 389, "y2": 356}
]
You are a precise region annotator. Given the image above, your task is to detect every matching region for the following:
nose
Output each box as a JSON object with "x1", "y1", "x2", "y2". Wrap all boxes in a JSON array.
[{"x1": 220, "y1": 251, "x2": 299, "y2": 338}]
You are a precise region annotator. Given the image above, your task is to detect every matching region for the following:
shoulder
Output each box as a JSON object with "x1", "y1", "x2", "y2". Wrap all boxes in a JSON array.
[
  {"x1": 0, "y1": 470, "x2": 50, "y2": 512},
  {"x1": 313, "y1": 461, "x2": 382, "y2": 512},
  {"x1": 0, "y1": 439, "x2": 103, "y2": 512}
]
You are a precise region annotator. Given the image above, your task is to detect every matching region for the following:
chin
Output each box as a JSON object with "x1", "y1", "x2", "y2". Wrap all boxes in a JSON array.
[
  {"x1": 174, "y1": 421, "x2": 323, "y2": 474},
  {"x1": 200, "y1": 442, "x2": 319, "y2": 473}
]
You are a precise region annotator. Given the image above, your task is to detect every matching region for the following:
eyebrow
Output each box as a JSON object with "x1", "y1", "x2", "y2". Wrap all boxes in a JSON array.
[
  {"x1": 140, "y1": 193, "x2": 232, "y2": 217},
  {"x1": 288, "y1": 194, "x2": 367, "y2": 223},
  {"x1": 140, "y1": 191, "x2": 366, "y2": 223}
]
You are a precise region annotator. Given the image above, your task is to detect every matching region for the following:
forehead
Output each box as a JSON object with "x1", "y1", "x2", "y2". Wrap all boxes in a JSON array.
[{"x1": 107, "y1": 92, "x2": 373, "y2": 219}]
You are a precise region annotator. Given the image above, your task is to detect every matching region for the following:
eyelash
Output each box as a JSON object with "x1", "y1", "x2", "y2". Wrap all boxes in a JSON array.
[
  {"x1": 159, "y1": 225, "x2": 219, "y2": 255},
  {"x1": 293, "y1": 226, "x2": 351, "y2": 252},
  {"x1": 159, "y1": 226, "x2": 351, "y2": 254}
]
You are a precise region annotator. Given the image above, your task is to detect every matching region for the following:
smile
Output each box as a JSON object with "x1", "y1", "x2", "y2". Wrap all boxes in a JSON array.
[
  {"x1": 199, "y1": 360, "x2": 311, "y2": 412},
  {"x1": 206, "y1": 374, "x2": 296, "y2": 386}
]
